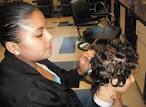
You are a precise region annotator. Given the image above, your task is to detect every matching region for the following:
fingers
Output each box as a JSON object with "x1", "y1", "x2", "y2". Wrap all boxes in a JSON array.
[
  {"x1": 130, "y1": 75, "x2": 135, "y2": 83},
  {"x1": 94, "y1": 84, "x2": 118, "y2": 103},
  {"x1": 82, "y1": 50, "x2": 95, "y2": 60},
  {"x1": 78, "y1": 50, "x2": 95, "y2": 75},
  {"x1": 113, "y1": 75, "x2": 135, "y2": 93},
  {"x1": 112, "y1": 94, "x2": 122, "y2": 107}
]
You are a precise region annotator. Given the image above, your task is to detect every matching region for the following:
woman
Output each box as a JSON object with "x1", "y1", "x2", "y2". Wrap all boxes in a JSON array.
[{"x1": 0, "y1": 1, "x2": 134, "y2": 107}]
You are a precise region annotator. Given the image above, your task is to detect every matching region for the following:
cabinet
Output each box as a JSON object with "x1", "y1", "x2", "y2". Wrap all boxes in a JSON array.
[
  {"x1": 119, "y1": 3, "x2": 146, "y2": 100},
  {"x1": 135, "y1": 20, "x2": 146, "y2": 96},
  {"x1": 114, "y1": 0, "x2": 146, "y2": 103},
  {"x1": 120, "y1": 5, "x2": 125, "y2": 35}
]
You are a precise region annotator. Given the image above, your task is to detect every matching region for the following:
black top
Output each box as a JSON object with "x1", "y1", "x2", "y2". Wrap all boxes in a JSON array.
[{"x1": 0, "y1": 51, "x2": 87, "y2": 107}]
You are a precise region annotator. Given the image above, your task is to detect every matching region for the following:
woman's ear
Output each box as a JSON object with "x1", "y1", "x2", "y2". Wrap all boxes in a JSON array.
[{"x1": 5, "y1": 42, "x2": 20, "y2": 56}]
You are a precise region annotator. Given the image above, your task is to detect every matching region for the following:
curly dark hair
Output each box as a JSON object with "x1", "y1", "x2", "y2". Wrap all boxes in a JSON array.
[{"x1": 90, "y1": 40, "x2": 138, "y2": 92}]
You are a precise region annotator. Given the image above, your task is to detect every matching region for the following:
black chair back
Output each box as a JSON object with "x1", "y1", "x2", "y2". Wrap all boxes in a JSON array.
[
  {"x1": 37, "y1": 0, "x2": 50, "y2": 5},
  {"x1": 60, "y1": 0, "x2": 72, "y2": 16},
  {"x1": 70, "y1": 0, "x2": 121, "y2": 50},
  {"x1": 71, "y1": 0, "x2": 92, "y2": 25},
  {"x1": 33, "y1": 0, "x2": 53, "y2": 18}
]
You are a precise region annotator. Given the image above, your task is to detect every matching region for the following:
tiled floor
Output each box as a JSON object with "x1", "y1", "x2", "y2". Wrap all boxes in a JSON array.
[{"x1": 47, "y1": 17, "x2": 146, "y2": 107}]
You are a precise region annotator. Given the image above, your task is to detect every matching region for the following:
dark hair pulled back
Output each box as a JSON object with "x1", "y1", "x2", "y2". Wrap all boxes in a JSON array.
[{"x1": 0, "y1": 1, "x2": 38, "y2": 47}]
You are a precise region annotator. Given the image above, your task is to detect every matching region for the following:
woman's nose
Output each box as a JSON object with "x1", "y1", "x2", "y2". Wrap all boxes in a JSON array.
[{"x1": 44, "y1": 29, "x2": 52, "y2": 42}]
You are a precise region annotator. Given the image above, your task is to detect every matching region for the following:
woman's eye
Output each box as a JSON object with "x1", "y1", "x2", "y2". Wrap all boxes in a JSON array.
[{"x1": 36, "y1": 34, "x2": 43, "y2": 38}]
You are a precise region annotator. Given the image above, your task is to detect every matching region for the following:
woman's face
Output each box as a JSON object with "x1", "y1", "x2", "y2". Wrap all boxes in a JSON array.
[{"x1": 16, "y1": 10, "x2": 52, "y2": 62}]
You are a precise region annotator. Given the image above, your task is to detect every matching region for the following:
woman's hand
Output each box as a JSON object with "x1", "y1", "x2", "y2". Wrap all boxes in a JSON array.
[
  {"x1": 93, "y1": 84, "x2": 118, "y2": 107},
  {"x1": 94, "y1": 75, "x2": 135, "y2": 107},
  {"x1": 113, "y1": 75, "x2": 135, "y2": 93},
  {"x1": 78, "y1": 50, "x2": 95, "y2": 75},
  {"x1": 112, "y1": 75, "x2": 135, "y2": 107},
  {"x1": 95, "y1": 84, "x2": 117, "y2": 103},
  {"x1": 112, "y1": 94, "x2": 122, "y2": 107}
]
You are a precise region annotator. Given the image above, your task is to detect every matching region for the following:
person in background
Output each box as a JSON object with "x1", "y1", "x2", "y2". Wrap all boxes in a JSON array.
[{"x1": 0, "y1": 1, "x2": 134, "y2": 107}]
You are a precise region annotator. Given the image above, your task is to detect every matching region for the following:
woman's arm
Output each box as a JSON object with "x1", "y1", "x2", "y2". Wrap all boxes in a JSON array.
[
  {"x1": 61, "y1": 50, "x2": 95, "y2": 87},
  {"x1": 40, "y1": 50, "x2": 95, "y2": 88}
]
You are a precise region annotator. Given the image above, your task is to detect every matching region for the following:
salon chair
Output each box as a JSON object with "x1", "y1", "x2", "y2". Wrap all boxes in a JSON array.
[
  {"x1": 32, "y1": 0, "x2": 53, "y2": 18},
  {"x1": 71, "y1": 0, "x2": 108, "y2": 26},
  {"x1": 60, "y1": 0, "x2": 72, "y2": 16},
  {"x1": 70, "y1": 0, "x2": 121, "y2": 51}
]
